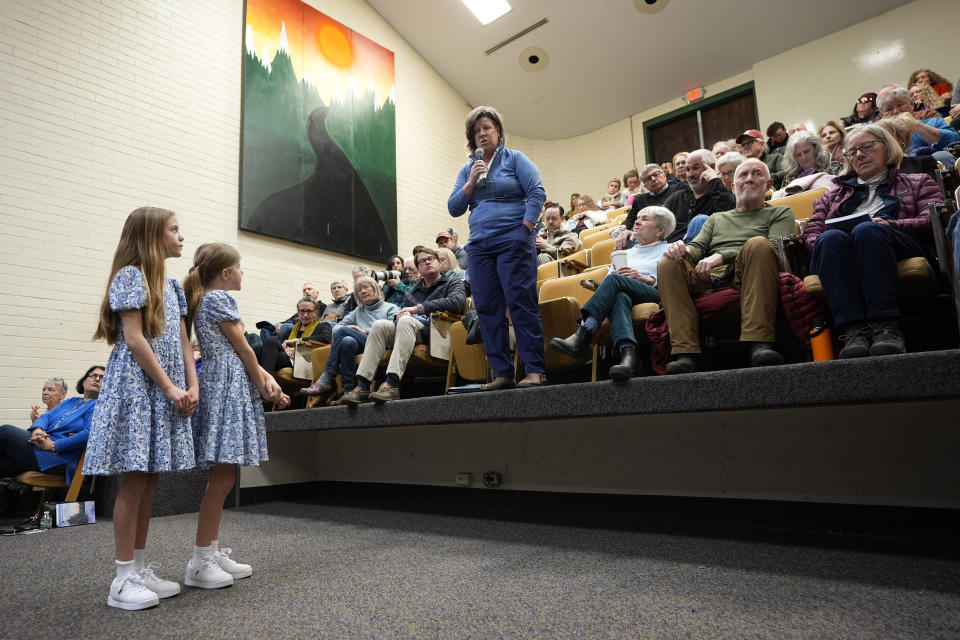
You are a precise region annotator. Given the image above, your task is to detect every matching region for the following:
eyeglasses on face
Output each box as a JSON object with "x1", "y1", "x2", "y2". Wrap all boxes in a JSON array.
[
  {"x1": 297, "y1": 308, "x2": 316, "y2": 314},
  {"x1": 641, "y1": 171, "x2": 663, "y2": 182},
  {"x1": 87, "y1": 373, "x2": 104, "y2": 380},
  {"x1": 417, "y1": 256, "x2": 436, "y2": 266},
  {"x1": 843, "y1": 139, "x2": 884, "y2": 159}
]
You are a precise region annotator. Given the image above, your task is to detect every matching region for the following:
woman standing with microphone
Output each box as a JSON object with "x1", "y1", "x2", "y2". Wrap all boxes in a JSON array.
[{"x1": 448, "y1": 106, "x2": 547, "y2": 389}]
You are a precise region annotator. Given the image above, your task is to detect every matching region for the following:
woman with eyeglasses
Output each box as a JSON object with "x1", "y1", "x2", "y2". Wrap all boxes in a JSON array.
[
  {"x1": 801, "y1": 124, "x2": 942, "y2": 359},
  {"x1": 29, "y1": 376, "x2": 68, "y2": 423},
  {"x1": 841, "y1": 92, "x2": 878, "y2": 127},
  {"x1": 0, "y1": 365, "x2": 104, "y2": 514}
]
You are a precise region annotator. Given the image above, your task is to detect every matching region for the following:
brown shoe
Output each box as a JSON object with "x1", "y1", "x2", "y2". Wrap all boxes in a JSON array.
[
  {"x1": 516, "y1": 372, "x2": 547, "y2": 388},
  {"x1": 481, "y1": 377, "x2": 515, "y2": 391}
]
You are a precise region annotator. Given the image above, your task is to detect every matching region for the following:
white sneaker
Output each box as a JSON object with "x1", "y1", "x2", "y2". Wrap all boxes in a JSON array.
[
  {"x1": 107, "y1": 574, "x2": 160, "y2": 610},
  {"x1": 214, "y1": 547, "x2": 253, "y2": 579},
  {"x1": 184, "y1": 555, "x2": 234, "y2": 589},
  {"x1": 137, "y1": 562, "x2": 181, "y2": 598}
]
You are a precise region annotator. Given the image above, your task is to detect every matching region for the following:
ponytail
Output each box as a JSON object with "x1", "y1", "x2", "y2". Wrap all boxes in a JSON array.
[{"x1": 182, "y1": 243, "x2": 241, "y2": 338}]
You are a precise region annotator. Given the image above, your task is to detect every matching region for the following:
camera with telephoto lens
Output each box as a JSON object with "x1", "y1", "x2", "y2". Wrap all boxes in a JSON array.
[{"x1": 372, "y1": 270, "x2": 401, "y2": 282}]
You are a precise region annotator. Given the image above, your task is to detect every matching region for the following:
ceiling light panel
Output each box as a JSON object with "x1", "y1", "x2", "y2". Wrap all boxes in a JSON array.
[{"x1": 462, "y1": 0, "x2": 511, "y2": 25}]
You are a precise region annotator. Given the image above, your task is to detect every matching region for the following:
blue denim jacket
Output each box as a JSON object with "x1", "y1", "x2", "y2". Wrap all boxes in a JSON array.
[{"x1": 448, "y1": 145, "x2": 546, "y2": 242}]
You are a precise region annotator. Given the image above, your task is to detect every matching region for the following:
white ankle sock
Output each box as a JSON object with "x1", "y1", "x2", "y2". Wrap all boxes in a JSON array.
[
  {"x1": 116, "y1": 559, "x2": 135, "y2": 579},
  {"x1": 192, "y1": 545, "x2": 213, "y2": 564},
  {"x1": 210, "y1": 539, "x2": 219, "y2": 554},
  {"x1": 133, "y1": 548, "x2": 146, "y2": 570}
]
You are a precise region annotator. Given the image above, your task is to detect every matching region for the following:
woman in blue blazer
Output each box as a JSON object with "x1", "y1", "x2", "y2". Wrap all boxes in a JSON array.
[{"x1": 0, "y1": 366, "x2": 103, "y2": 493}]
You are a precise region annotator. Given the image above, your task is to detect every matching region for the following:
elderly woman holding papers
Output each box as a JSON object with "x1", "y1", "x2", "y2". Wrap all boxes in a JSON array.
[{"x1": 801, "y1": 123, "x2": 942, "y2": 359}]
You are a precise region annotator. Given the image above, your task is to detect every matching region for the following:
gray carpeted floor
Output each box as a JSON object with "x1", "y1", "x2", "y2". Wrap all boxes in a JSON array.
[{"x1": 2, "y1": 501, "x2": 960, "y2": 639}]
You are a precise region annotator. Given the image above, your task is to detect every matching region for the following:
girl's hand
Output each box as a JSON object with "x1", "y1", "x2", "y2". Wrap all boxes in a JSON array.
[
  {"x1": 164, "y1": 385, "x2": 190, "y2": 412},
  {"x1": 275, "y1": 392, "x2": 291, "y2": 410},
  {"x1": 262, "y1": 377, "x2": 284, "y2": 402},
  {"x1": 180, "y1": 386, "x2": 199, "y2": 417}
]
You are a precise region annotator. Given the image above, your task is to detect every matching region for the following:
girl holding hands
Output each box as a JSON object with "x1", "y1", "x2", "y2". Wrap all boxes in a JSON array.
[
  {"x1": 84, "y1": 207, "x2": 199, "y2": 610},
  {"x1": 182, "y1": 242, "x2": 288, "y2": 589}
]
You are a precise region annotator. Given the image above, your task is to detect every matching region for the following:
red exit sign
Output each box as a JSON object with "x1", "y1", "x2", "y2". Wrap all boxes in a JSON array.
[{"x1": 684, "y1": 87, "x2": 704, "y2": 103}]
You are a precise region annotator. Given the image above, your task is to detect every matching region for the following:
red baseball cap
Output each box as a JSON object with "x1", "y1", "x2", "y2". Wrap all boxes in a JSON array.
[
  {"x1": 735, "y1": 129, "x2": 764, "y2": 145},
  {"x1": 436, "y1": 231, "x2": 452, "y2": 241}
]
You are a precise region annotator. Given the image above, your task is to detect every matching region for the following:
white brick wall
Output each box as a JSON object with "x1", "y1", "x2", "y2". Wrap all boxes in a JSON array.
[{"x1": 0, "y1": 0, "x2": 475, "y2": 426}]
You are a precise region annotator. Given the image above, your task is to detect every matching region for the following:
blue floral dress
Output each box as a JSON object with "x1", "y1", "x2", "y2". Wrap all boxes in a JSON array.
[
  {"x1": 83, "y1": 266, "x2": 195, "y2": 475},
  {"x1": 192, "y1": 290, "x2": 267, "y2": 467}
]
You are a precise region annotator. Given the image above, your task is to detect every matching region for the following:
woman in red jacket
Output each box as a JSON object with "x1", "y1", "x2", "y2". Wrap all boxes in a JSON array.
[{"x1": 801, "y1": 124, "x2": 942, "y2": 359}]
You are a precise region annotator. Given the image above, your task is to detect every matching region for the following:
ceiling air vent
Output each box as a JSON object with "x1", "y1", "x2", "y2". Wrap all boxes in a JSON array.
[{"x1": 485, "y1": 18, "x2": 548, "y2": 55}]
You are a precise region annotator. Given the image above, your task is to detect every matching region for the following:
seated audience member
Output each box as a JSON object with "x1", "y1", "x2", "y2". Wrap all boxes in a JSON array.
[
  {"x1": 678, "y1": 148, "x2": 738, "y2": 241},
  {"x1": 788, "y1": 122, "x2": 808, "y2": 136},
  {"x1": 910, "y1": 83, "x2": 945, "y2": 111},
  {"x1": 736, "y1": 129, "x2": 786, "y2": 188},
  {"x1": 819, "y1": 120, "x2": 848, "y2": 166},
  {"x1": 403, "y1": 256, "x2": 420, "y2": 283},
  {"x1": 550, "y1": 206, "x2": 676, "y2": 380},
  {"x1": 716, "y1": 152, "x2": 744, "y2": 191},
  {"x1": 661, "y1": 161, "x2": 677, "y2": 183},
  {"x1": 766, "y1": 122, "x2": 788, "y2": 155},
  {"x1": 657, "y1": 159, "x2": 796, "y2": 374},
  {"x1": 341, "y1": 247, "x2": 466, "y2": 404},
  {"x1": 616, "y1": 164, "x2": 683, "y2": 248},
  {"x1": 908, "y1": 69, "x2": 954, "y2": 100},
  {"x1": 266, "y1": 281, "x2": 326, "y2": 340},
  {"x1": 771, "y1": 131, "x2": 840, "y2": 199},
  {"x1": 801, "y1": 124, "x2": 941, "y2": 358},
  {"x1": 536, "y1": 203, "x2": 581, "y2": 265},
  {"x1": 437, "y1": 248, "x2": 467, "y2": 282},
  {"x1": 620, "y1": 169, "x2": 643, "y2": 207},
  {"x1": 436, "y1": 231, "x2": 468, "y2": 270},
  {"x1": 0, "y1": 365, "x2": 103, "y2": 513},
  {"x1": 569, "y1": 193, "x2": 581, "y2": 217},
  {"x1": 599, "y1": 178, "x2": 623, "y2": 210},
  {"x1": 259, "y1": 297, "x2": 325, "y2": 372},
  {"x1": 728, "y1": 139, "x2": 742, "y2": 153},
  {"x1": 300, "y1": 276, "x2": 399, "y2": 401},
  {"x1": 842, "y1": 92, "x2": 878, "y2": 127},
  {"x1": 878, "y1": 87, "x2": 959, "y2": 167},
  {"x1": 29, "y1": 377, "x2": 67, "y2": 423},
  {"x1": 712, "y1": 140, "x2": 731, "y2": 159},
  {"x1": 382, "y1": 255, "x2": 412, "y2": 306},
  {"x1": 567, "y1": 195, "x2": 607, "y2": 233},
  {"x1": 323, "y1": 279, "x2": 353, "y2": 321},
  {"x1": 672, "y1": 152, "x2": 689, "y2": 183}
]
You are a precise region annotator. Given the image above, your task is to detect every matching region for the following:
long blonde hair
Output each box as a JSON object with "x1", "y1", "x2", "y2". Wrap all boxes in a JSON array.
[
  {"x1": 436, "y1": 247, "x2": 462, "y2": 272},
  {"x1": 94, "y1": 207, "x2": 175, "y2": 344},
  {"x1": 182, "y1": 242, "x2": 241, "y2": 337}
]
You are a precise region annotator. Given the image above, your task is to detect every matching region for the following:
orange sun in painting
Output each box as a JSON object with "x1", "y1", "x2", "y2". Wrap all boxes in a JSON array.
[
  {"x1": 318, "y1": 24, "x2": 352, "y2": 68},
  {"x1": 245, "y1": 0, "x2": 394, "y2": 106}
]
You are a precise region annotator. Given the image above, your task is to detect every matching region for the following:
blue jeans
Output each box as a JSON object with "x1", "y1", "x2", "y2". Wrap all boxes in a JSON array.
[
  {"x1": 325, "y1": 326, "x2": 368, "y2": 390},
  {"x1": 810, "y1": 222, "x2": 931, "y2": 326},
  {"x1": 580, "y1": 273, "x2": 660, "y2": 346},
  {"x1": 684, "y1": 214, "x2": 708, "y2": 242},
  {"x1": 466, "y1": 224, "x2": 545, "y2": 377}
]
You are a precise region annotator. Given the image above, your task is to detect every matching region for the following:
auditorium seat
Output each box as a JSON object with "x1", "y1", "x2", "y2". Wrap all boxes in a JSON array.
[
  {"x1": 590, "y1": 238, "x2": 617, "y2": 268},
  {"x1": 539, "y1": 266, "x2": 609, "y2": 376},
  {"x1": 768, "y1": 187, "x2": 828, "y2": 232}
]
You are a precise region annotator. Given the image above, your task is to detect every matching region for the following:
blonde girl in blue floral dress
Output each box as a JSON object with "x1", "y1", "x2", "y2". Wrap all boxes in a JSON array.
[
  {"x1": 84, "y1": 207, "x2": 199, "y2": 610},
  {"x1": 182, "y1": 242, "x2": 289, "y2": 590}
]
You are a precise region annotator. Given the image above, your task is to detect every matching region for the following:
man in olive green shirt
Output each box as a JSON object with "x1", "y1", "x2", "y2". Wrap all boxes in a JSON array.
[{"x1": 657, "y1": 159, "x2": 796, "y2": 374}]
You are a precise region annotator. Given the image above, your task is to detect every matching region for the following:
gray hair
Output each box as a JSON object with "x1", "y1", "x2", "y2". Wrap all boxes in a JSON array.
[
  {"x1": 351, "y1": 264, "x2": 372, "y2": 278},
  {"x1": 716, "y1": 151, "x2": 745, "y2": 171},
  {"x1": 640, "y1": 163, "x2": 662, "y2": 177},
  {"x1": 330, "y1": 278, "x2": 348, "y2": 290},
  {"x1": 297, "y1": 296, "x2": 319, "y2": 311},
  {"x1": 877, "y1": 86, "x2": 910, "y2": 112},
  {"x1": 782, "y1": 130, "x2": 832, "y2": 178},
  {"x1": 686, "y1": 148, "x2": 715, "y2": 168},
  {"x1": 353, "y1": 276, "x2": 384, "y2": 304},
  {"x1": 636, "y1": 205, "x2": 676, "y2": 238},
  {"x1": 44, "y1": 377, "x2": 67, "y2": 392}
]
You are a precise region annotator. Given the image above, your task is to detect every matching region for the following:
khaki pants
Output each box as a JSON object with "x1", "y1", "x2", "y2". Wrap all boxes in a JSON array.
[
  {"x1": 355, "y1": 317, "x2": 425, "y2": 381},
  {"x1": 656, "y1": 236, "x2": 780, "y2": 354}
]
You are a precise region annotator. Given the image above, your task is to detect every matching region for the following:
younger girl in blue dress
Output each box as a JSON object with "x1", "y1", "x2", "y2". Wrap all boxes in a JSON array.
[
  {"x1": 183, "y1": 242, "x2": 289, "y2": 589},
  {"x1": 84, "y1": 207, "x2": 199, "y2": 610}
]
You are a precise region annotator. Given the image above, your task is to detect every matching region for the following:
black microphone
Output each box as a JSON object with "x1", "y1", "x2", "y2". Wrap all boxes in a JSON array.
[{"x1": 475, "y1": 148, "x2": 487, "y2": 189}]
